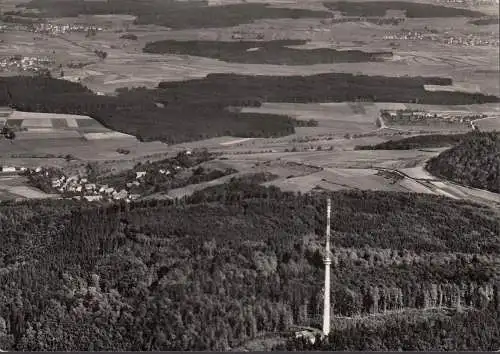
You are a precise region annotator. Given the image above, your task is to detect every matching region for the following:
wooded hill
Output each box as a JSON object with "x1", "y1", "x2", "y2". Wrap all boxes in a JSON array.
[
  {"x1": 355, "y1": 133, "x2": 470, "y2": 150},
  {"x1": 0, "y1": 180, "x2": 499, "y2": 350},
  {"x1": 426, "y1": 131, "x2": 500, "y2": 193}
]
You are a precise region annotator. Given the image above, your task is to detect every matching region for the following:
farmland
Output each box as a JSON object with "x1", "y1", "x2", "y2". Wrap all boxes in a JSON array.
[
  {"x1": 0, "y1": 0, "x2": 499, "y2": 351},
  {"x1": 143, "y1": 39, "x2": 393, "y2": 65},
  {"x1": 0, "y1": 0, "x2": 498, "y2": 203},
  {"x1": 1, "y1": 6, "x2": 498, "y2": 95},
  {"x1": 1, "y1": 95, "x2": 499, "y2": 204}
]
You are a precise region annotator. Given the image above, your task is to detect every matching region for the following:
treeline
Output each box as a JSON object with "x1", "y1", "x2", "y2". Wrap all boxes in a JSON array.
[
  {"x1": 468, "y1": 17, "x2": 500, "y2": 26},
  {"x1": 20, "y1": 0, "x2": 330, "y2": 29},
  {"x1": 143, "y1": 40, "x2": 393, "y2": 65},
  {"x1": 0, "y1": 75, "x2": 498, "y2": 144},
  {"x1": 323, "y1": 1, "x2": 485, "y2": 18},
  {"x1": 426, "y1": 131, "x2": 500, "y2": 193},
  {"x1": 0, "y1": 182, "x2": 498, "y2": 350},
  {"x1": 355, "y1": 133, "x2": 469, "y2": 150},
  {"x1": 154, "y1": 73, "x2": 497, "y2": 105}
]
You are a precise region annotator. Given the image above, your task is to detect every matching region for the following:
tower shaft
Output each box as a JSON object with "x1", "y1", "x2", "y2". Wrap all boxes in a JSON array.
[{"x1": 323, "y1": 198, "x2": 331, "y2": 337}]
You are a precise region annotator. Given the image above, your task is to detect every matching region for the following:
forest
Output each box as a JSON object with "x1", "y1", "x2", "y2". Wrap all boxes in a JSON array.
[
  {"x1": 19, "y1": 0, "x2": 330, "y2": 28},
  {"x1": 0, "y1": 76, "x2": 498, "y2": 144},
  {"x1": 426, "y1": 131, "x2": 500, "y2": 193},
  {"x1": 0, "y1": 180, "x2": 499, "y2": 350},
  {"x1": 143, "y1": 40, "x2": 393, "y2": 65},
  {"x1": 323, "y1": 1, "x2": 485, "y2": 18},
  {"x1": 355, "y1": 133, "x2": 469, "y2": 150}
]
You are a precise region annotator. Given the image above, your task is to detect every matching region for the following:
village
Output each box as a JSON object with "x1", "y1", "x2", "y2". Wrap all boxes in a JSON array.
[
  {"x1": 0, "y1": 149, "x2": 221, "y2": 203},
  {"x1": 0, "y1": 54, "x2": 54, "y2": 73},
  {"x1": 383, "y1": 30, "x2": 499, "y2": 47},
  {"x1": 31, "y1": 22, "x2": 105, "y2": 36},
  {"x1": 13, "y1": 165, "x2": 154, "y2": 203}
]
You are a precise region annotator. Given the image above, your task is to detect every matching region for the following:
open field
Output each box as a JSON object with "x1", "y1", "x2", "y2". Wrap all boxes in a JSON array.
[
  {"x1": 160, "y1": 144, "x2": 499, "y2": 210},
  {"x1": 0, "y1": 110, "x2": 173, "y2": 170},
  {"x1": 0, "y1": 136, "x2": 171, "y2": 161},
  {"x1": 473, "y1": 116, "x2": 500, "y2": 131},
  {"x1": 241, "y1": 102, "x2": 381, "y2": 135},
  {"x1": 0, "y1": 175, "x2": 58, "y2": 201},
  {"x1": 240, "y1": 102, "x2": 497, "y2": 136},
  {"x1": 219, "y1": 149, "x2": 440, "y2": 169}
]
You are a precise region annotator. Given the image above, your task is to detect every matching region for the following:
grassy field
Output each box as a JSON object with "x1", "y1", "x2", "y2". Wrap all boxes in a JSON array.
[{"x1": 0, "y1": 175, "x2": 58, "y2": 200}]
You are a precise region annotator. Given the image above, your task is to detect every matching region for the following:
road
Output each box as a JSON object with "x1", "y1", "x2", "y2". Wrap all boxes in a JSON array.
[{"x1": 375, "y1": 165, "x2": 500, "y2": 210}]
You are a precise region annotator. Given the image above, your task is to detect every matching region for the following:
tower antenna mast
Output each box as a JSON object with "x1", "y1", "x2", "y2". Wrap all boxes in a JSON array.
[{"x1": 322, "y1": 197, "x2": 331, "y2": 337}]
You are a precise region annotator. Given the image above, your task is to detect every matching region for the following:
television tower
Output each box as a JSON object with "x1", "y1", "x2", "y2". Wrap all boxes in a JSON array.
[{"x1": 322, "y1": 197, "x2": 331, "y2": 337}]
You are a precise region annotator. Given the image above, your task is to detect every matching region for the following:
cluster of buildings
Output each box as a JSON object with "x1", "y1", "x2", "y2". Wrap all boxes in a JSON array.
[
  {"x1": 20, "y1": 150, "x2": 200, "y2": 202},
  {"x1": 383, "y1": 30, "x2": 499, "y2": 47},
  {"x1": 382, "y1": 109, "x2": 487, "y2": 124},
  {"x1": 442, "y1": 34, "x2": 499, "y2": 47},
  {"x1": 31, "y1": 23, "x2": 104, "y2": 35},
  {"x1": 231, "y1": 31, "x2": 265, "y2": 40},
  {"x1": 49, "y1": 173, "x2": 140, "y2": 202},
  {"x1": 383, "y1": 31, "x2": 431, "y2": 41},
  {"x1": 0, "y1": 55, "x2": 54, "y2": 73},
  {"x1": 0, "y1": 166, "x2": 27, "y2": 173}
]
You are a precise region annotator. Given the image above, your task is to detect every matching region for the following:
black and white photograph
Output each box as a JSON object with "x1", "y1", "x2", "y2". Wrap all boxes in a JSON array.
[{"x1": 0, "y1": 0, "x2": 499, "y2": 350}]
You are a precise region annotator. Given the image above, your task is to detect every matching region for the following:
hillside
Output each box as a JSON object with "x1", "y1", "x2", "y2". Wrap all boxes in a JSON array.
[
  {"x1": 0, "y1": 181, "x2": 499, "y2": 350},
  {"x1": 426, "y1": 132, "x2": 500, "y2": 193}
]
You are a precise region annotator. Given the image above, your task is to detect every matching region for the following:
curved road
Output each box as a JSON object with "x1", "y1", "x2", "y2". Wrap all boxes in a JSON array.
[{"x1": 374, "y1": 164, "x2": 500, "y2": 210}]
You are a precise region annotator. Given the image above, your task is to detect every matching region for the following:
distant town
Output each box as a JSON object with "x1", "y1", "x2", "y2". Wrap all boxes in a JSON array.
[{"x1": 384, "y1": 30, "x2": 499, "y2": 47}]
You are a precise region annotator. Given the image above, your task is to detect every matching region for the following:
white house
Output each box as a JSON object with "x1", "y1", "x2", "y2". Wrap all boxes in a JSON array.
[
  {"x1": 1, "y1": 167, "x2": 16, "y2": 173},
  {"x1": 84, "y1": 195, "x2": 102, "y2": 202}
]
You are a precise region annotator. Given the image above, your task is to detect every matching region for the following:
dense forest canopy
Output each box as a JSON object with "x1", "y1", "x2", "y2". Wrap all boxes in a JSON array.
[
  {"x1": 355, "y1": 133, "x2": 470, "y2": 150},
  {"x1": 19, "y1": 0, "x2": 331, "y2": 28},
  {"x1": 468, "y1": 17, "x2": 500, "y2": 26},
  {"x1": 1, "y1": 76, "x2": 497, "y2": 144},
  {"x1": 0, "y1": 181, "x2": 499, "y2": 350},
  {"x1": 426, "y1": 131, "x2": 500, "y2": 193},
  {"x1": 323, "y1": 1, "x2": 485, "y2": 17},
  {"x1": 143, "y1": 40, "x2": 393, "y2": 65}
]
